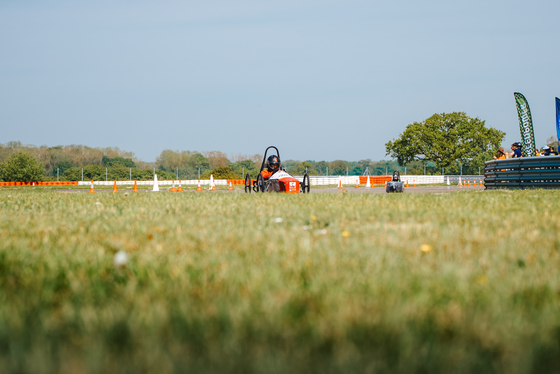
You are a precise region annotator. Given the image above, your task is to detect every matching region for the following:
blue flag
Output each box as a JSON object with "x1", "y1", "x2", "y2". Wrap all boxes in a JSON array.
[{"x1": 556, "y1": 97, "x2": 560, "y2": 145}]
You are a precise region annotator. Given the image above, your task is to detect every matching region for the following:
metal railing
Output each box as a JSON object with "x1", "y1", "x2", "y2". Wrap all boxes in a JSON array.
[{"x1": 484, "y1": 156, "x2": 560, "y2": 189}]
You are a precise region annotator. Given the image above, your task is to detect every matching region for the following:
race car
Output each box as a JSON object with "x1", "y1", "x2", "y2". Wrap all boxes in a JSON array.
[
  {"x1": 245, "y1": 146, "x2": 310, "y2": 194},
  {"x1": 386, "y1": 171, "x2": 404, "y2": 193}
]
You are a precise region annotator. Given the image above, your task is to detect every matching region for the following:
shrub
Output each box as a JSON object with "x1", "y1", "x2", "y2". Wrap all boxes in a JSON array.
[{"x1": 0, "y1": 151, "x2": 45, "y2": 182}]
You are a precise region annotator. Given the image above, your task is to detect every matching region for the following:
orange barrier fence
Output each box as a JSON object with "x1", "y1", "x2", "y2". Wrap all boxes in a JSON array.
[
  {"x1": 0, "y1": 181, "x2": 79, "y2": 187},
  {"x1": 359, "y1": 176, "x2": 392, "y2": 184}
]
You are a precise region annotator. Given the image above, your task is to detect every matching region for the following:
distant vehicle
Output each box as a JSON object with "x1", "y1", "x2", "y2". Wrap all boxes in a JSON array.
[
  {"x1": 245, "y1": 146, "x2": 310, "y2": 194},
  {"x1": 386, "y1": 171, "x2": 404, "y2": 193}
]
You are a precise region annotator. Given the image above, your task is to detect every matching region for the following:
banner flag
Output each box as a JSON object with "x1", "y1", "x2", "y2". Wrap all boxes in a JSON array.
[
  {"x1": 556, "y1": 97, "x2": 560, "y2": 145},
  {"x1": 514, "y1": 92, "x2": 537, "y2": 157}
]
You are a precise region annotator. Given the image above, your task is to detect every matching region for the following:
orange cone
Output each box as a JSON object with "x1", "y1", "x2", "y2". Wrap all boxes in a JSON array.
[
  {"x1": 480, "y1": 180, "x2": 483, "y2": 186},
  {"x1": 196, "y1": 180, "x2": 203, "y2": 191},
  {"x1": 355, "y1": 183, "x2": 359, "y2": 188},
  {"x1": 112, "y1": 180, "x2": 118, "y2": 193},
  {"x1": 338, "y1": 178, "x2": 343, "y2": 189},
  {"x1": 133, "y1": 180, "x2": 139, "y2": 193},
  {"x1": 211, "y1": 184, "x2": 217, "y2": 191},
  {"x1": 413, "y1": 180, "x2": 417, "y2": 187},
  {"x1": 405, "y1": 180, "x2": 409, "y2": 188},
  {"x1": 89, "y1": 180, "x2": 96, "y2": 193},
  {"x1": 227, "y1": 182, "x2": 234, "y2": 191},
  {"x1": 177, "y1": 180, "x2": 183, "y2": 192},
  {"x1": 170, "y1": 180, "x2": 177, "y2": 192}
]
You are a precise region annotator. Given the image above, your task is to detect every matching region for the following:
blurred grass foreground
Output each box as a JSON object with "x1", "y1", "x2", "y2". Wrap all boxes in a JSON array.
[{"x1": 1, "y1": 189, "x2": 560, "y2": 374}]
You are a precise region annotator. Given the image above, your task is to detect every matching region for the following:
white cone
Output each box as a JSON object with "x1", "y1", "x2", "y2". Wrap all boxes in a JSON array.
[
  {"x1": 209, "y1": 174, "x2": 214, "y2": 190},
  {"x1": 366, "y1": 176, "x2": 371, "y2": 188},
  {"x1": 458, "y1": 176, "x2": 462, "y2": 187},
  {"x1": 152, "y1": 174, "x2": 160, "y2": 192},
  {"x1": 446, "y1": 176, "x2": 450, "y2": 186}
]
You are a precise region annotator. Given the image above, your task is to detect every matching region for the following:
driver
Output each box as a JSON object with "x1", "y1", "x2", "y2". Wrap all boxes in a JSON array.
[{"x1": 261, "y1": 155, "x2": 281, "y2": 179}]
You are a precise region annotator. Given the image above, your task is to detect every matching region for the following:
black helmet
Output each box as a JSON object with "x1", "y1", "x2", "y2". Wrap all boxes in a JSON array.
[
  {"x1": 514, "y1": 142, "x2": 523, "y2": 148},
  {"x1": 267, "y1": 155, "x2": 280, "y2": 172}
]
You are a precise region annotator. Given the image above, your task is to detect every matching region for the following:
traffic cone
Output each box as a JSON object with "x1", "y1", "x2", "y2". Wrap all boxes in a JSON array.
[
  {"x1": 177, "y1": 180, "x2": 183, "y2": 192},
  {"x1": 196, "y1": 180, "x2": 202, "y2": 191},
  {"x1": 112, "y1": 180, "x2": 118, "y2": 193},
  {"x1": 405, "y1": 179, "x2": 409, "y2": 188},
  {"x1": 89, "y1": 180, "x2": 96, "y2": 193},
  {"x1": 153, "y1": 174, "x2": 160, "y2": 192},
  {"x1": 458, "y1": 177, "x2": 462, "y2": 187},
  {"x1": 227, "y1": 182, "x2": 234, "y2": 191},
  {"x1": 446, "y1": 176, "x2": 450, "y2": 186},
  {"x1": 413, "y1": 180, "x2": 417, "y2": 187},
  {"x1": 480, "y1": 180, "x2": 483, "y2": 186},
  {"x1": 338, "y1": 177, "x2": 343, "y2": 189},
  {"x1": 210, "y1": 175, "x2": 217, "y2": 191},
  {"x1": 133, "y1": 180, "x2": 139, "y2": 193},
  {"x1": 355, "y1": 182, "x2": 360, "y2": 188},
  {"x1": 366, "y1": 176, "x2": 371, "y2": 188},
  {"x1": 171, "y1": 180, "x2": 177, "y2": 192},
  {"x1": 466, "y1": 180, "x2": 470, "y2": 187}
]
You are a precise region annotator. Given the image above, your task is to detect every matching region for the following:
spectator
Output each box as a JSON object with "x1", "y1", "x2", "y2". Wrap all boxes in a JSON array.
[
  {"x1": 493, "y1": 148, "x2": 506, "y2": 160},
  {"x1": 550, "y1": 146, "x2": 559, "y2": 156},
  {"x1": 542, "y1": 146, "x2": 551, "y2": 156},
  {"x1": 511, "y1": 143, "x2": 522, "y2": 158}
]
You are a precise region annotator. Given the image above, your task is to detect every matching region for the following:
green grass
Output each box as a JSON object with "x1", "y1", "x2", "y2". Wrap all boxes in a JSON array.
[{"x1": 0, "y1": 188, "x2": 559, "y2": 373}]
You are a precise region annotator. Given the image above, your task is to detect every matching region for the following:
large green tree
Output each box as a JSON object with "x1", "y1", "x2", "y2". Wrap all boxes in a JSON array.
[
  {"x1": 385, "y1": 112, "x2": 505, "y2": 169},
  {"x1": 0, "y1": 151, "x2": 45, "y2": 182}
]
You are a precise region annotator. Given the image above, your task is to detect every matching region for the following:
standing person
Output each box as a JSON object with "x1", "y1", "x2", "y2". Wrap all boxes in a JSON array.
[
  {"x1": 493, "y1": 148, "x2": 506, "y2": 160},
  {"x1": 542, "y1": 146, "x2": 551, "y2": 156},
  {"x1": 550, "y1": 146, "x2": 559, "y2": 156},
  {"x1": 511, "y1": 143, "x2": 522, "y2": 158}
]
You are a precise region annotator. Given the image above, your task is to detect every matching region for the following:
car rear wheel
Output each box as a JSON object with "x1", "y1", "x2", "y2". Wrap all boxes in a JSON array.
[{"x1": 301, "y1": 173, "x2": 310, "y2": 193}]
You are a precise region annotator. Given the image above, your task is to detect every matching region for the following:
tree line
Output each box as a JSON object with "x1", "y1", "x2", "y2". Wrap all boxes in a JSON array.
[{"x1": 1, "y1": 116, "x2": 505, "y2": 183}]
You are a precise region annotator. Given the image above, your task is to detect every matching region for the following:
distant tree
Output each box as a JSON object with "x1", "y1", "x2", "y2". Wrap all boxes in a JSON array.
[
  {"x1": 315, "y1": 161, "x2": 329, "y2": 175},
  {"x1": 329, "y1": 160, "x2": 349, "y2": 175},
  {"x1": 294, "y1": 161, "x2": 318, "y2": 176},
  {"x1": 229, "y1": 159, "x2": 258, "y2": 179},
  {"x1": 102, "y1": 156, "x2": 135, "y2": 168},
  {"x1": 200, "y1": 166, "x2": 237, "y2": 180},
  {"x1": 202, "y1": 151, "x2": 230, "y2": 169},
  {"x1": 385, "y1": 112, "x2": 505, "y2": 169},
  {"x1": 53, "y1": 160, "x2": 74, "y2": 175},
  {"x1": 191, "y1": 153, "x2": 212, "y2": 170},
  {"x1": 0, "y1": 151, "x2": 45, "y2": 182},
  {"x1": 282, "y1": 160, "x2": 299, "y2": 174}
]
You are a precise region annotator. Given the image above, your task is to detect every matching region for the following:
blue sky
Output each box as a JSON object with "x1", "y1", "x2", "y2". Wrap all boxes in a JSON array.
[{"x1": 1, "y1": 0, "x2": 559, "y2": 162}]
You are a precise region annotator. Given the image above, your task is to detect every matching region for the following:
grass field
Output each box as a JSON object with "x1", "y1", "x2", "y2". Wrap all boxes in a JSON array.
[{"x1": 1, "y1": 188, "x2": 559, "y2": 374}]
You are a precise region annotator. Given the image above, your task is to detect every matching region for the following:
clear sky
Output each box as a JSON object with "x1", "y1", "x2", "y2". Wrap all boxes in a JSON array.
[{"x1": 1, "y1": 0, "x2": 559, "y2": 162}]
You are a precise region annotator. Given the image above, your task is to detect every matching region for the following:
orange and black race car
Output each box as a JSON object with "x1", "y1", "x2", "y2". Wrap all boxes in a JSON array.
[{"x1": 245, "y1": 146, "x2": 310, "y2": 194}]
